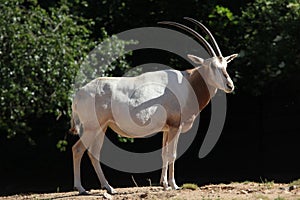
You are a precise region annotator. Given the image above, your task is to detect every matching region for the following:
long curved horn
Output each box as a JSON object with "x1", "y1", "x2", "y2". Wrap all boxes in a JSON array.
[
  {"x1": 184, "y1": 17, "x2": 222, "y2": 56},
  {"x1": 158, "y1": 21, "x2": 216, "y2": 57}
]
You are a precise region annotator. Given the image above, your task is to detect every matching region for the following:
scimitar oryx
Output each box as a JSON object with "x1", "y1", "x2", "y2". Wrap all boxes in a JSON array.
[{"x1": 70, "y1": 17, "x2": 238, "y2": 195}]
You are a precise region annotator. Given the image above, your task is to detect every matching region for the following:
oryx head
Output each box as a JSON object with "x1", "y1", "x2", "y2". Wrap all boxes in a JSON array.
[{"x1": 159, "y1": 17, "x2": 238, "y2": 93}]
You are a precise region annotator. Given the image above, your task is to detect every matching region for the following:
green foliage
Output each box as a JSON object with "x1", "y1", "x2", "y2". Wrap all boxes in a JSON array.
[
  {"x1": 0, "y1": 0, "x2": 133, "y2": 144},
  {"x1": 117, "y1": 135, "x2": 134, "y2": 143},
  {"x1": 235, "y1": 0, "x2": 300, "y2": 95},
  {"x1": 209, "y1": 5, "x2": 237, "y2": 23},
  {"x1": 0, "y1": 0, "x2": 93, "y2": 140},
  {"x1": 56, "y1": 139, "x2": 68, "y2": 151}
]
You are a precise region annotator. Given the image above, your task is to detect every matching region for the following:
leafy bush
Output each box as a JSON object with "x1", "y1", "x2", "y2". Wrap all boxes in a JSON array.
[
  {"x1": 236, "y1": 0, "x2": 300, "y2": 95},
  {"x1": 0, "y1": 0, "x2": 94, "y2": 141},
  {"x1": 0, "y1": 0, "x2": 133, "y2": 145}
]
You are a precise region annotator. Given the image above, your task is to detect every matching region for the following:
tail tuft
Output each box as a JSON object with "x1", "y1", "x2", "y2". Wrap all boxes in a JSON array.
[{"x1": 69, "y1": 127, "x2": 78, "y2": 134}]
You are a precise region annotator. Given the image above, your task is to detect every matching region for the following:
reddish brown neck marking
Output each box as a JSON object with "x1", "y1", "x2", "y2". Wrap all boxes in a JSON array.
[{"x1": 185, "y1": 68, "x2": 211, "y2": 111}]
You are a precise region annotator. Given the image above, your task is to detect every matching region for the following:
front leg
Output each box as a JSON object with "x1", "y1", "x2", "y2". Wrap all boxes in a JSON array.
[
  {"x1": 167, "y1": 127, "x2": 181, "y2": 190},
  {"x1": 168, "y1": 162, "x2": 180, "y2": 190}
]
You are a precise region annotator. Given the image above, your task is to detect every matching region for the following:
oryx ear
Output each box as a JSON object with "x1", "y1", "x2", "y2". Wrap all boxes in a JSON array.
[
  {"x1": 187, "y1": 54, "x2": 204, "y2": 65},
  {"x1": 225, "y1": 54, "x2": 238, "y2": 63}
]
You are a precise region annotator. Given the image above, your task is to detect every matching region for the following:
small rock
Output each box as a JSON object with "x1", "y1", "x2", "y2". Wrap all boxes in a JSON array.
[
  {"x1": 246, "y1": 189, "x2": 254, "y2": 193},
  {"x1": 240, "y1": 190, "x2": 248, "y2": 194},
  {"x1": 140, "y1": 193, "x2": 148, "y2": 198},
  {"x1": 279, "y1": 187, "x2": 288, "y2": 191},
  {"x1": 150, "y1": 187, "x2": 160, "y2": 192},
  {"x1": 289, "y1": 185, "x2": 297, "y2": 191}
]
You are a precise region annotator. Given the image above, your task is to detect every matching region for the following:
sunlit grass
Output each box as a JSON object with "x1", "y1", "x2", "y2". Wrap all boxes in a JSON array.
[
  {"x1": 274, "y1": 196, "x2": 286, "y2": 200},
  {"x1": 181, "y1": 183, "x2": 198, "y2": 190},
  {"x1": 289, "y1": 178, "x2": 300, "y2": 187},
  {"x1": 259, "y1": 177, "x2": 275, "y2": 189},
  {"x1": 255, "y1": 194, "x2": 270, "y2": 200}
]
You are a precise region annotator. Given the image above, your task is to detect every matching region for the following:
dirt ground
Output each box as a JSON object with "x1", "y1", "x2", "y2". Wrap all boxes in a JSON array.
[{"x1": 1, "y1": 181, "x2": 300, "y2": 200}]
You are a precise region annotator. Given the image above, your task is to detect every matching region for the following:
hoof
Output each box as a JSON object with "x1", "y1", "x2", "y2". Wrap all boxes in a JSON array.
[
  {"x1": 103, "y1": 185, "x2": 117, "y2": 195},
  {"x1": 171, "y1": 185, "x2": 181, "y2": 190},
  {"x1": 169, "y1": 181, "x2": 180, "y2": 190},
  {"x1": 79, "y1": 191, "x2": 89, "y2": 195},
  {"x1": 163, "y1": 186, "x2": 172, "y2": 191},
  {"x1": 160, "y1": 181, "x2": 169, "y2": 190},
  {"x1": 174, "y1": 186, "x2": 181, "y2": 190},
  {"x1": 107, "y1": 188, "x2": 117, "y2": 195}
]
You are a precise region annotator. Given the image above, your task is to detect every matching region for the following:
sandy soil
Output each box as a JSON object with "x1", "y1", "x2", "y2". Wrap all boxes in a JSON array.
[{"x1": 1, "y1": 182, "x2": 300, "y2": 200}]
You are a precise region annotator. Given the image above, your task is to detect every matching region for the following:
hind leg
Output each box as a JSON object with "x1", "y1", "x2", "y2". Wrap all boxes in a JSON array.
[
  {"x1": 160, "y1": 131, "x2": 169, "y2": 190},
  {"x1": 87, "y1": 126, "x2": 116, "y2": 194},
  {"x1": 72, "y1": 139, "x2": 87, "y2": 194},
  {"x1": 73, "y1": 124, "x2": 98, "y2": 195}
]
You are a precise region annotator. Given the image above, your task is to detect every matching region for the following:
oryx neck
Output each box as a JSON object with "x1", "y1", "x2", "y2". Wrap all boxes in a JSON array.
[
  {"x1": 185, "y1": 68, "x2": 215, "y2": 111},
  {"x1": 196, "y1": 67, "x2": 218, "y2": 98}
]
